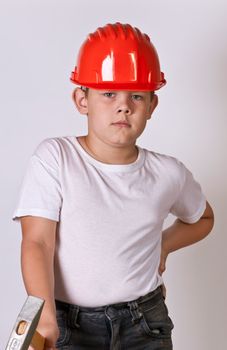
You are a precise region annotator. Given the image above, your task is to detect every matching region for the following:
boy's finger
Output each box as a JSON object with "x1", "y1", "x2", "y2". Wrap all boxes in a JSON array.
[{"x1": 158, "y1": 260, "x2": 166, "y2": 275}]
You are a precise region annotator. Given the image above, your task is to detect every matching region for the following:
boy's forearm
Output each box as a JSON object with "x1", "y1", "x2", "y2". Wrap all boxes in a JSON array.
[
  {"x1": 162, "y1": 203, "x2": 214, "y2": 255},
  {"x1": 21, "y1": 240, "x2": 56, "y2": 322}
]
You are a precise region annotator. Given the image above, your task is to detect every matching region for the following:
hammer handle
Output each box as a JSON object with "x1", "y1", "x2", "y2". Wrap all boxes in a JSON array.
[{"x1": 31, "y1": 330, "x2": 45, "y2": 350}]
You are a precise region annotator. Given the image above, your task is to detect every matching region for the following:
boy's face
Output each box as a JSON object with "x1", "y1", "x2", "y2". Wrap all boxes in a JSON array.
[{"x1": 73, "y1": 88, "x2": 158, "y2": 148}]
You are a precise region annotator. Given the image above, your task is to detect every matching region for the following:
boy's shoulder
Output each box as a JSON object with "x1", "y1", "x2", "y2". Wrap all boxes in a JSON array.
[
  {"x1": 33, "y1": 135, "x2": 73, "y2": 154},
  {"x1": 30, "y1": 135, "x2": 73, "y2": 165},
  {"x1": 143, "y1": 146, "x2": 184, "y2": 169},
  {"x1": 142, "y1": 146, "x2": 188, "y2": 182}
]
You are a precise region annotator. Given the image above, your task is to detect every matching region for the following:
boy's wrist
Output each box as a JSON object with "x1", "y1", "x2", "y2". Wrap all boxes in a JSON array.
[
  {"x1": 40, "y1": 311, "x2": 57, "y2": 325},
  {"x1": 39, "y1": 300, "x2": 57, "y2": 323}
]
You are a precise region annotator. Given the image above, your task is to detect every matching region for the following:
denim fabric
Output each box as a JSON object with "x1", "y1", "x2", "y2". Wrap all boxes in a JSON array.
[{"x1": 55, "y1": 286, "x2": 174, "y2": 350}]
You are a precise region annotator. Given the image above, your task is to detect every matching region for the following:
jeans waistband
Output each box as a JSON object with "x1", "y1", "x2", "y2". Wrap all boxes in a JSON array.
[{"x1": 55, "y1": 285, "x2": 163, "y2": 313}]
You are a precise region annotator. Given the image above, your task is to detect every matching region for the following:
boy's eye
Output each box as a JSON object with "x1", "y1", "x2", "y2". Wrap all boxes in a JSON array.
[
  {"x1": 103, "y1": 92, "x2": 115, "y2": 98},
  {"x1": 131, "y1": 94, "x2": 143, "y2": 100}
]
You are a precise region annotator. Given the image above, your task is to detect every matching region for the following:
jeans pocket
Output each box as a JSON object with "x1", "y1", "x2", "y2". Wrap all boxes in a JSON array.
[
  {"x1": 138, "y1": 298, "x2": 174, "y2": 340},
  {"x1": 55, "y1": 309, "x2": 71, "y2": 348}
]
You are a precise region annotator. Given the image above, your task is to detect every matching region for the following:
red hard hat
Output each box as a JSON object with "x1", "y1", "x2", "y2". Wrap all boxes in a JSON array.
[{"x1": 70, "y1": 22, "x2": 166, "y2": 91}]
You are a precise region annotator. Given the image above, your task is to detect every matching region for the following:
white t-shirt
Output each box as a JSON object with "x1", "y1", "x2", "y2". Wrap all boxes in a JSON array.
[{"x1": 12, "y1": 136, "x2": 206, "y2": 307}]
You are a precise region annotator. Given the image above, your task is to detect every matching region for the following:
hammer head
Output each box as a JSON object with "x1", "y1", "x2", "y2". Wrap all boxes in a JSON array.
[{"x1": 5, "y1": 295, "x2": 45, "y2": 350}]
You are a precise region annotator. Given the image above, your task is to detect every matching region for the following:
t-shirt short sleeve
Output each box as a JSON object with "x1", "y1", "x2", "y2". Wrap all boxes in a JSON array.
[
  {"x1": 170, "y1": 162, "x2": 207, "y2": 223},
  {"x1": 12, "y1": 138, "x2": 62, "y2": 222}
]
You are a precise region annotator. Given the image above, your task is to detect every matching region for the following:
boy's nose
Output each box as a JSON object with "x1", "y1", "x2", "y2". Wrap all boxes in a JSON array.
[
  {"x1": 117, "y1": 107, "x2": 130, "y2": 114},
  {"x1": 116, "y1": 95, "x2": 132, "y2": 115}
]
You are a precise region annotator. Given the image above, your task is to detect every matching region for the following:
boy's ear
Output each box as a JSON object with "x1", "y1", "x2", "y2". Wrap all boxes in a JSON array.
[
  {"x1": 147, "y1": 94, "x2": 158, "y2": 120},
  {"x1": 72, "y1": 87, "x2": 88, "y2": 115}
]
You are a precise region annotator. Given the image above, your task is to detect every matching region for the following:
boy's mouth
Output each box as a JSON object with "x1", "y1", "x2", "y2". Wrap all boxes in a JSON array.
[{"x1": 112, "y1": 121, "x2": 131, "y2": 127}]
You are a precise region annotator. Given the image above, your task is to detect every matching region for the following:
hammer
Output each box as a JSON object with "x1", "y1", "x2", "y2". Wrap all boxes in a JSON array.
[{"x1": 5, "y1": 295, "x2": 45, "y2": 350}]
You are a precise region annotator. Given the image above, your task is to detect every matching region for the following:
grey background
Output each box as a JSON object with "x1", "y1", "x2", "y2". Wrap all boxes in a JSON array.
[{"x1": 1, "y1": 0, "x2": 226, "y2": 348}]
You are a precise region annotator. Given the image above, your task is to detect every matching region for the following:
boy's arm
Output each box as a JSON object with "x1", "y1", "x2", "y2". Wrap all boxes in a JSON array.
[
  {"x1": 159, "y1": 201, "x2": 214, "y2": 275},
  {"x1": 20, "y1": 216, "x2": 59, "y2": 349}
]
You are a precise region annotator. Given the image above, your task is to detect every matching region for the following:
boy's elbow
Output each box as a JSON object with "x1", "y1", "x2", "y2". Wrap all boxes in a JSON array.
[
  {"x1": 201, "y1": 201, "x2": 214, "y2": 220},
  {"x1": 200, "y1": 201, "x2": 215, "y2": 235}
]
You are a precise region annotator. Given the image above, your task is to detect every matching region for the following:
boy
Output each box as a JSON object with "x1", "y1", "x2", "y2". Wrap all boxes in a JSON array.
[{"x1": 12, "y1": 22, "x2": 214, "y2": 350}]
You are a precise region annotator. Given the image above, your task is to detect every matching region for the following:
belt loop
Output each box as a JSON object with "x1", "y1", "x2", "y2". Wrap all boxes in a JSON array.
[
  {"x1": 68, "y1": 305, "x2": 80, "y2": 328},
  {"x1": 127, "y1": 300, "x2": 143, "y2": 324}
]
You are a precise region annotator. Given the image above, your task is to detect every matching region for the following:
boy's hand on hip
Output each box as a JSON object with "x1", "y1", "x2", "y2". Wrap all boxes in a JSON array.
[
  {"x1": 159, "y1": 246, "x2": 168, "y2": 299},
  {"x1": 158, "y1": 246, "x2": 168, "y2": 276}
]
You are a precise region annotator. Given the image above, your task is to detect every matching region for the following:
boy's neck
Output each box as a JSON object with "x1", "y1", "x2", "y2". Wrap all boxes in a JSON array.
[{"x1": 78, "y1": 135, "x2": 139, "y2": 165}]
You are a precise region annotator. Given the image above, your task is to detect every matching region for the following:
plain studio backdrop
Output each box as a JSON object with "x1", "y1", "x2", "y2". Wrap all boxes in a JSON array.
[{"x1": 1, "y1": 0, "x2": 226, "y2": 349}]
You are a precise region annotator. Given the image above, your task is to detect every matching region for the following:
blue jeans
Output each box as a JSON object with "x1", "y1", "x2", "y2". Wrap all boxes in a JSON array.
[{"x1": 55, "y1": 286, "x2": 174, "y2": 349}]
